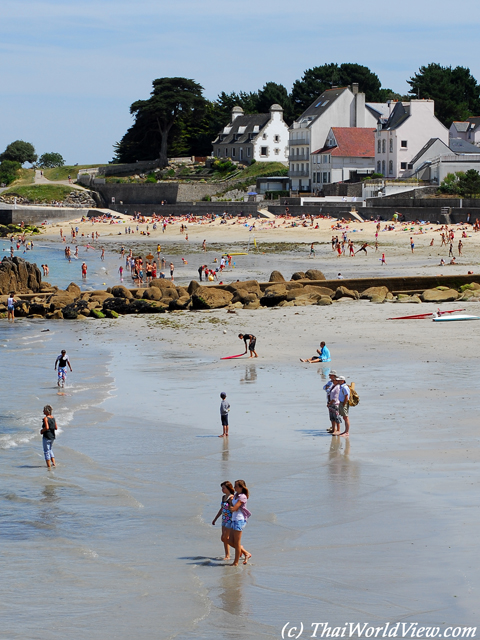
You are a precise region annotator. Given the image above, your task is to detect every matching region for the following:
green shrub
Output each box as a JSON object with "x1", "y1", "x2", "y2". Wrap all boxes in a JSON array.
[
  {"x1": 0, "y1": 160, "x2": 21, "y2": 186},
  {"x1": 145, "y1": 172, "x2": 157, "y2": 183},
  {"x1": 202, "y1": 195, "x2": 211, "y2": 201}
]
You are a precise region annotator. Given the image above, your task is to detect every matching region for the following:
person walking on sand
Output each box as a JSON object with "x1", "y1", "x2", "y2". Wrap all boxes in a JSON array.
[
  {"x1": 40, "y1": 405, "x2": 57, "y2": 469},
  {"x1": 458, "y1": 239, "x2": 463, "y2": 256},
  {"x1": 219, "y1": 392, "x2": 230, "y2": 437},
  {"x1": 7, "y1": 291, "x2": 16, "y2": 322},
  {"x1": 170, "y1": 262, "x2": 175, "y2": 281},
  {"x1": 212, "y1": 481, "x2": 235, "y2": 560},
  {"x1": 410, "y1": 237, "x2": 415, "y2": 253},
  {"x1": 449, "y1": 242, "x2": 454, "y2": 257},
  {"x1": 327, "y1": 375, "x2": 342, "y2": 436},
  {"x1": 336, "y1": 375, "x2": 350, "y2": 437},
  {"x1": 239, "y1": 333, "x2": 257, "y2": 358},
  {"x1": 380, "y1": 253, "x2": 386, "y2": 265},
  {"x1": 55, "y1": 350, "x2": 72, "y2": 388},
  {"x1": 228, "y1": 480, "x2": 252, "y2": 566}
]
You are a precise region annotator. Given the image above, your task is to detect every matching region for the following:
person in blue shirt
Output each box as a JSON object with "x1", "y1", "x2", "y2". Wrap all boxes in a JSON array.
[{"x1": 300, "y1": 341, "x2": 331, "y2": 363}]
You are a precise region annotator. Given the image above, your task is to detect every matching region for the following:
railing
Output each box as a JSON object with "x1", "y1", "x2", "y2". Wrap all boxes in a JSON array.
[
  {"x1": 289, "y1": 170, "x2": 310, "y2": 177},
  {"x1": 289, "y1": 138, "x2": 309, "y2": 146},
  {"x1": 288, "y1": 153, "x2": 308, "y2": 161}
]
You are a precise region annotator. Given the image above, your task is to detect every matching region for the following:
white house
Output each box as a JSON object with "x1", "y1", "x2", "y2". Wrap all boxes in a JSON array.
[
  {"x1": 311, "y1": 127, "x2": 375, "y2": 189},
  {"x1": 288, "y1": 83, "x2": 383, "y2": 191},
  {"x1": 212, "y1": 104, "x2": 289, "y2": 164},
  {"x1": 403, "y1": 137, "x2": 480, "y2": 181},
  {"x1": 449, "y1": 118, "x2": 480, "y2": 147},
  {"x1": 375, "y1": 100, "x2": 448, "y2": 178}
]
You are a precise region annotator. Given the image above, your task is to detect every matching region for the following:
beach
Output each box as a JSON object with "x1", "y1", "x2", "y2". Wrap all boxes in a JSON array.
[{"x1": 1, "y1": 285, "x2": 480, "y2": 638}]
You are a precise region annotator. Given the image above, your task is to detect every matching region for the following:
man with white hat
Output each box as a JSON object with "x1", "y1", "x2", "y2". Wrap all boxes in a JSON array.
[
  {"x1": 336, "y1": 375, "x2": 351, "y2": 437},
  {"x1": 323, "y1": 370, "x2": 337, "y2": 433}
]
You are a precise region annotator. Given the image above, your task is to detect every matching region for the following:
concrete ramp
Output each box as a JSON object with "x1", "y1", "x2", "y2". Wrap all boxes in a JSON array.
[
  {"x1": 257, "y1": 208, "x2": 277, "y2": 219},
  {"x1": 349, "y1": 210, "x2": 364, "y2": 222}
]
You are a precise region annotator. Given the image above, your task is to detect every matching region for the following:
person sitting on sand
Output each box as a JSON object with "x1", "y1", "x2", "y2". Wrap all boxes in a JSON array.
[{"x1": 300, "y1": 341, "x2": 331, "y2": 363}]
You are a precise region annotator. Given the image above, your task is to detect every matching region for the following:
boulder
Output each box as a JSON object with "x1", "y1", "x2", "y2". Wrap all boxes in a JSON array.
[
  {"x1": 302, "y1": 285, "x2": 335, "y2": 297},
  {"x1": 150, "y1": 278, "x2": 176, "y2": 291},
  {"x1": 104, "y1": 309, "x2": 120, "y2": 319},
  {"x1": 46, "y1": 310, "x2": 64, "y2": 319},
  {"x1": 48, "y1": 291, "x2": 76, "y2": 310},
  {"x1": 269, "y1": 270, "x2": 286, "y2": 282},
  {"x1": 360, "y1": 286, "x2": 389, "y2": 303},
  {"x1": 421, "y1": 288, "x2": 459, "y2": 303},
  {"x1": 62, "y1": 299, "x2": 90, "y2": 320},
  {"x1": 169, "y1": 295, "x2": 191, "y2": 311},
  {"x1": 160, "y1": 287, "x2": 179, "y2": 301},
  {"x1": 397, "y1": 295, "x2": 422, "y2": 304},
  {"x1": 40, "y1": 281, "x2": 56, "y2": 293},
  {"x1": 0, "y1": 257, "x2": 42, "y2": 294},
  {"x1": 264, "y1": 284, "x2": 287, "y2": 296},
  {"x1": 243, "y1": 300, "x2": 260, "y2": 310},
  {"x1": 305, "y1": 269, "x2": 326, "y2": 281},
  {"x1": 317, "y1": 296, "x2": 333, "y2": 306},
  {"x1": 292, "y1": 293, "x2": 323, "y2": 306},
  {"x1": 111, "y1": 285, "x2": 133, "y2": 299},
  {"x1": 333, "y1": 286, "x2": 359, "y2": 300},
  {"x1": 191, "y1": 287, "x2": 233, "y2": 310},
  {"x1": 28, "y1": 302, "x2": 48, "y2": 317},
  {"x1": 233, "y1": 291, "x2": 257, "y2": 304},
  {"x1": 90, "y1": 309, "x2": 106, "y2": 319},
  {"x1": 291, "y1": 271, "x2": 307, "y2": 281},
  {"x1": 188, "y1": 280, "x2": 201, "y2": 295},
  {"x1": 285, "y1": 282, "x2": 304, "y2": 291},
  {"x1": 177, "y1": 286, "x2": 189, "y2": 298},
  {"x1": 226, "y1": 280, "x2": 262, "y2": 296},
  {"x1": 143, "y1": 287, "x2": 162, "y2": 301},
  {"x1": 14, "y1": 300, "x2": 30, "y2": 317},
  {"x1": 260, "y1": 283, "x2": 288, "y2": 307},
  {"x1": 66, "y1": 282, "x2": 81, "y2": 298},
  {"x1": 103, "y1": 297, "x2": 133, "y2": 314}
]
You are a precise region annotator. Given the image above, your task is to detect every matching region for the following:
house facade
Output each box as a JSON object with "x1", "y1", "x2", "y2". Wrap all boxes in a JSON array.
[
  {"x1": 212, "y1": 104, "x2": 289, "y2": 164},
  {"x1": 311, "y1": 127, "x2": 375, "y2": 188},
  {"x1": 405, "y1": 137, "x2": 480, "y2": 181},
  {"x1": 288, "y1": 84, "x2": 383, "y2": 191},
  {"x1": 375, "y1": 100, "x2": 448, "y2": 178},
  {"x1": 449, "y1": 118, "x2": 480, "y2": 147}
]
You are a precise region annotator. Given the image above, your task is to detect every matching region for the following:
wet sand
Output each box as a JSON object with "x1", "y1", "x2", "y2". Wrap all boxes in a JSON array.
[{"x1": 2, "y1": 299, "x2": 479, "y2": 638}]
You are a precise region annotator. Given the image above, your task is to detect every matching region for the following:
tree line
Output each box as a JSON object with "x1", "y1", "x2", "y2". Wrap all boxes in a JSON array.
[
  {"x1": 0, "y1": 141, "x2": 65, "y2": 186},
  {"x1": 113, "y1": 63, "x2": 480, "y2": 166}
]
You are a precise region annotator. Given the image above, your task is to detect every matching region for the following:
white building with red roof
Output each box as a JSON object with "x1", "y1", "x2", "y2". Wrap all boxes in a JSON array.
[{"x1": 311, "y1": 127, "x2": 375, "y2": 188}]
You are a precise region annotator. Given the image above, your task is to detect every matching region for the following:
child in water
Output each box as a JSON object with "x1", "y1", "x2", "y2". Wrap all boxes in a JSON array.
[{"x1": 212, "y1": 481, "x2": 234, "y2": 560}]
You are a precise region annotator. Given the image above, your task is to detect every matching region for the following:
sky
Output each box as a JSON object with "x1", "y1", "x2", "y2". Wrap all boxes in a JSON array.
[{"x1": 1, "y1": 0, "x2": 479, "y2": 165}]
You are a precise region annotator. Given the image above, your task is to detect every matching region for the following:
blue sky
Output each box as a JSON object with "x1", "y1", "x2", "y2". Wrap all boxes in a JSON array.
[{"x1": 1, "y1": 0, "x2": 478, "y2": 164}]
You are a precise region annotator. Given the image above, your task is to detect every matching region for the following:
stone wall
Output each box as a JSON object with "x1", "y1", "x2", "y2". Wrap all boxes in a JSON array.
[
  {"x1": 0, "y1": 207, "x2": 97, "y2": 226},
  {"x1": 109, "y1": 202, "x2": 259, "y2": 216},
  {"x1": 93, "y1": 182, "x2": 222, "y2": 206},
  {"x1": 97, "y1": 160, "x2": 162, "y2": 177}
]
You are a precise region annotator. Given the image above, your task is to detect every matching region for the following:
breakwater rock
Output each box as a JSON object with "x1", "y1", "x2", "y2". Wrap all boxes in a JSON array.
[{"x1": 0, "y1": 257, "x2": 42, "y2": 295}]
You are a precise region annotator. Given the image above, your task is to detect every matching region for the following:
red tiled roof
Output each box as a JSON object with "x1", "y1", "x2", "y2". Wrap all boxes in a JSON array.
[{"x1": 313, "y1": 127, "x2": 375, "y2": 157}]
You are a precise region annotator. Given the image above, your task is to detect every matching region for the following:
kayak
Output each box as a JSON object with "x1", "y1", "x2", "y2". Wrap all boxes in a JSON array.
[
  {"x1": 433, "y1": 315, "x2": 480, "y2": 322},
  {"x1": 388, "y1": 308, "x2": 465, "y2": 320}
]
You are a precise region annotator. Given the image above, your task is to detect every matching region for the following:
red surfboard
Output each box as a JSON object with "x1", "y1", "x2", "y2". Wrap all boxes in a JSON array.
[
  {"x1": 220, "y1": 353, "x2": 245, "y2": 360},
  {"x1": 388, "y1": 308, "x2": 465, "y2": 320}
]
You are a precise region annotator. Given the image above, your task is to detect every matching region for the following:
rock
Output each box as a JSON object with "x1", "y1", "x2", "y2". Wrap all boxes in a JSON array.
[
  {"x1": 47, "y1": 310, "x2": 64, "y2": 319},
  {"x1": 233, "y1": 291, "x2": 257, "y2": 304},
  {"x1": 48, "y1": 291, "x2": 76, "y2": 310},
  {"x1": 396, "y1": 295, "x2": 422, "y2": 303},
  {"x1": 76, "y1": 314, "x2": 90, "y2": 320},
  {"x1": 243, "y1": 300, "x2": 260, "y2": 310},
  {"x1": 0, "y1": 257, "x2": 42, "y2": 294},
  {"x1": 360, "y1": 286, "x2": 389, "y2": 303},
  {"x1": 269, "y1": 270, "x2": 286, "y2": 282},
  {"x1": 421, "y1": 288, "x2": 458, "y2": 303},
  {"x1": 40, "y1": 282, "x2": 56, "y2": 293},
  {"x1": 333, "y1": 286, "x2": 359, "y2": 300},
  {"x1": 264, "y1": 284, "x2": 287, "y2": 296},
  {"x1": 305, "y1": 269, "x2": 326, "y2": 281},
  {"x1": 14, "y1": 300, "x2": 30, "y2": 317},
  {"x1": 66, "y1": 282, "x2": 81, "y2": 298},
  {"x1": 104, "y1": 309, "x2": 120, "y2": 318},
  {"x1": 188, "y1": 280, "x2": 201, "y2": 295},
  {"x1": 28, "y1": 302, "x2": 48, "y2": 316},
  {"x1": 317, "y1": 296, "x2": 333, "y2": 306},
  {"x1": 160, "y1": 287, "x2": 179, "y2": 302},
  {"x1": 302, "y1": 285, "x2": 334, "y2": 297},
  {"x1": 87, "y1": 301, "x2": 101, "y2": 310},
  {"x1": 226, "y1": 280, "x2": 262, "y2": 297},
  {"x1": 292, "y1": 293, "x2": 323, "y2": 306},
  {"x1": 62, "y1": 299, "x2": 90, "y2": 320},
  {"x1": 278, "y1": 300, "x2": 295, "y2": 307},
  {"x1": 285, "y1": 282, "x2": 304, "y2": 291},
  {"x1": 132, "y1": 289, "x2": 144, "y2": 299},
  {"x1": 143, "y1": 287, "x2": 162, "y2": 301},
  {"x1": 177, "y1": 286, "x2": 189, "y2": 298},
  {"x1": 291, "y1": 271, "x2": 307, "y2": 281},
  {"x1": 260, "y1": 283, "x2": 288, "y2": 307},
  {"x1": 111, "y1": 285, "x2": 133, "y2": 299},
  {"x1": 90, "y1": 309, "x2": 106, "y2": 319},
  {"x1": 103, "y1": 297, "x2": 133, "y2": 314},
  {"x1": 386, "y1": 292, "x2": 394, "y2": 301},
  {"x1": 169, "y1": 296, "x2": 191, "y2": 311},
  {"x1": 150, "y1": 278, "x2": 176, "y2": 291},
  {"x1": 191, "y1": 287, "x2": 233, "y2": 310}
]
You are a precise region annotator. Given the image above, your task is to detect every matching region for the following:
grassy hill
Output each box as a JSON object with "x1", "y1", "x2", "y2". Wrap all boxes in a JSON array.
[
  {"x1": 2, "y1": 184, "x2": 74, "y2": 202},
  {"x1": 43, "y1": 164, "x2": 106, "y2": 181}
]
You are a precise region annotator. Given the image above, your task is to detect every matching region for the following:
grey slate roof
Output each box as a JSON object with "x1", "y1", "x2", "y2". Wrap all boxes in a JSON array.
[
  {"x1": 409, "y1": 138, "x2": 449, "y2": 166},
  {"x1": 382, "y1": 102, "x2": 410, "y2": 130},
  {"x1": 451, "y1": 122, "x2": 469, "y2": 133},
  {"x1": 214, "y1": 113, "x2": 270, "y2": 145},
  {"x1": 293, "y1": 87, "x2": 347, "y2": 127},
  {"x1": 449, "y1": 138, "x2": 480, "y2": 153},
  {"x1": 467, "y1": 116, "x2": 480, "y2": 131}
]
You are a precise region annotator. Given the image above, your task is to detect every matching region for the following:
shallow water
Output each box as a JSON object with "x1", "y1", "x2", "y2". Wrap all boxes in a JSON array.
[{"x1": 1, "y1": 313, "x2": 479, "y2": 638}]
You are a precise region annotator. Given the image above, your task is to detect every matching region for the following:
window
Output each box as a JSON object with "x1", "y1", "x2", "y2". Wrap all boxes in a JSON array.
[
  {"x1": 400, "y1": 162, "x2": 407, "y2": 170},
  {"x1": 401, "y1": 140, "x2": 408, "y2": 148},
  {"x1": 290, "y1": 164, "x2": 294, "y2": 172},
  {"x1": 217, "y1": 149, "x2": 221, "y2": 157},
  {"x1": 389, "y1": 160, "x2": 393, "y2": 174},
  {"x1": 382, "y1": 139, "x2": 386, "y2": 154},
  {"x1": 312, "y1": 173, "x2": 316, "y2": 183},
  {"x1": 381, "y1": 160, "x2": 386, "y2": 175},
  {"x1": 377, "y1": 161, "x2": 381, "y2": 172},
  {"x1": 274, "y1": 148, "x2": 280, "y2": 155},
  {"x1": 262, "y1": 133, "x2": 267, "y2": 140},
  {"x1": 225, "y1": 148, "x2": 228, "y2": 156},
  {"x1": 274, "y1": 134, "x2": 280, "y2": 143},
  {"x1": 247, "y1": 147, "x2": 251, "y2": 157},
  {"x1": 322, "y1": 172, "x2": 328, "y2": 183},
  {"x1": 231, "y1": 147, "x2": 236, "y2": 157},
  {"x1": 377, "y1": 140, "x2": 381, "y2": 153},
  {"x1": 407, "y1": 163, "x2": 413, "y2": 170},
  {"x1": 261, "y1": 146, "x2": 268, "y2": 156},
  {"x1": 317, "y1": 172, "x2": 321, "y2": 183},
  {"x1": 389, "y1": 138, "x2": 393, "y2": 152}
]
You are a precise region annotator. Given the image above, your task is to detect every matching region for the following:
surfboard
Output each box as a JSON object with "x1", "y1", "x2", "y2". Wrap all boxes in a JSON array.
[
  {"x1": 432, "y1": 315, "x2": 480, "y2": 322},
  {"x1": 220, "y1": 353, "x2": 245, "y2": 360}
]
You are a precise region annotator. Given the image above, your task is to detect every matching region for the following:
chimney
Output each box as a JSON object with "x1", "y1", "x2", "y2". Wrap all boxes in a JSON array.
[
  {"x1": 231, "y1": 106, "x2": 244, "y2": 122},
  {"x1": 354, "y1": 91, "x2": 365, "y2": 127},
  {"x1": 352, "y1": 83, "x2": 359, "y2": 95}
]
